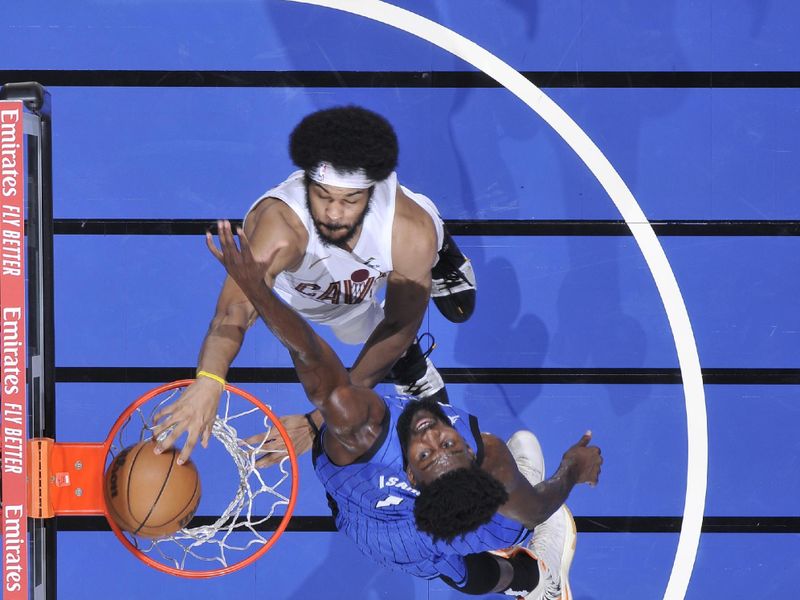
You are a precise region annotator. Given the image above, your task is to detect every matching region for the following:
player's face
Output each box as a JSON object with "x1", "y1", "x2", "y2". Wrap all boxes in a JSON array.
[
  {"x1": 306, "y1": 181, "x2": 372, "y2": 248},
  {"x1": 404, "y1": 409, "x2": 474, "y2": 486}
]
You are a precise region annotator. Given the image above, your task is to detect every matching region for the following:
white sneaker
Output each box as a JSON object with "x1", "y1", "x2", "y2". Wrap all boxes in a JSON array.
[
  {"x1": 393, "y1": 357, "x2": 446, "y2": 400},
  {"x1": 430, "y1": 229, "x2": 477, "y2": 323},
  {"x1": 506, "y1": 432, "x2": 573, "y2": 600},
  {"x1": 389, "y1": 336, "x2": 448, "y2": 402},
  {"x1": 506, "y1": 431, "x2": 545, "y2": 488},
  {"x1": 525, "y1": 505, "x2": 577, "y2": 600}
]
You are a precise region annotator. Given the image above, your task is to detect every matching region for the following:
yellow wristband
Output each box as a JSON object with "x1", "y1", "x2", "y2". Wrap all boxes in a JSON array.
[{"x1": 196, "y1": 370, "x2": 226, "y2": 388}]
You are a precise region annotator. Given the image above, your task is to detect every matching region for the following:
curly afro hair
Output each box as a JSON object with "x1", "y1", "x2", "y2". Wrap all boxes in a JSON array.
[
  {"x1": 289, "y1": 105, "x2": 399, "y2": 182},
  {"x1": 414, "y1": 464, "x2": 509, "y2": 543}
]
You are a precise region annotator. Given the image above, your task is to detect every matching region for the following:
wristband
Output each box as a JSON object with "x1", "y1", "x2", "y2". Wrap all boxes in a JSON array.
[{"x1": 196, "y1": 370, "x2": 226, "y2": 388}]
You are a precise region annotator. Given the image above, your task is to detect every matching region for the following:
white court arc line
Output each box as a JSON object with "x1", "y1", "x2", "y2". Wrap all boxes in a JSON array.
[{"x1": 288, "y1": 1, "x2": 708, "y2": 598}]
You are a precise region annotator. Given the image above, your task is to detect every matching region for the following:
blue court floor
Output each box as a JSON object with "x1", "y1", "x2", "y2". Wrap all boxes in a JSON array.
[{"x1": 3, "y1": 1, "x2": 800, "y2": 598}]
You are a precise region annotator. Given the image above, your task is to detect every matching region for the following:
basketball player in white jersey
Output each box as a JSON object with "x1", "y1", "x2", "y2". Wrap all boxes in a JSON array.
[{"x1": 153, "y1": 106, "x2": 476, "y2": 464}]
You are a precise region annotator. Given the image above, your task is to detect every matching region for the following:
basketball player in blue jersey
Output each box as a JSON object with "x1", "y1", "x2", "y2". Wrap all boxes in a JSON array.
[
  {"x1": 153, "y1": 106, "x2": 476, "y2": 465},
  {"x1": 205, "y1": 220, "x2": 603, "y2": 599}
]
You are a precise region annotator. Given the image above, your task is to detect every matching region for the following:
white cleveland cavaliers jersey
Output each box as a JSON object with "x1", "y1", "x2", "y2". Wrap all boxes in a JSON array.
[{"x1": 246, "y1": 170, "x2": 397, "y2": 327}]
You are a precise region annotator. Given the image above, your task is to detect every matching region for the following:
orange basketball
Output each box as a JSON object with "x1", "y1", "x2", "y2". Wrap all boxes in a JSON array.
[{"x1": 103, "y1": 440, "x2": 201, "y2": 538}]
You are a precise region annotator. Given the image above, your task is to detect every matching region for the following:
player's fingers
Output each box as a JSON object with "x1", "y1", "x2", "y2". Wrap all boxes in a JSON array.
[
  {"x1": 255, "y1": 456, "x2": 273, "y2": 469},
  {"x1": 224, "y1": 220, "x2": 239, "y2": 250},
  {"x1": 155, "y1": 421, "x2": 188, "y2": 455},
  {"x1": 177, "y1": 432, "x2": 199, "y2": 465},
  {"x1": 151, "y1": 413, "x2": 170, "y2": 432},
  {"x1": 217, "y1": 220, "x2": 236, "y2": 256},
  {"x1": 211, "y1": 222, "x2": 233, "y2": 264},
  {"x1": 150, "y1": 423, "x2": 168, "y2": 443},
  {"x1": 576, "y1": 430, "x2": 592, "y2": 447},
  {"x1": 242, "y1": 432, "x2": 273, "y2": 449},
  {"x1": 236, "y1": 227, "x2": 251, "y2": 252},
  {"x1": 150, "y1": 414, "x2": 178, "y2": 446},
  {"x1": 205, "y1": 229, "x2": 223, "y2": 261},
  {"x1": 255, "y1": 450, "x2": 287, "y2": 470},
  {"x1": 152, "y1": 401, "x2": 178, "y2": 424},
  {"x1": 201, "y1": 424, "x2": 212, "y2": 449},
  {"x1": 216, "y1": 220, "x2": 231, "y2": 251},
  {"x1": 240, "y1": 433, "x2": 262, "y2": 447},
  {"x1": 590, "y1": 459, "x2": 603, "y2": 486},
  {"x1": 235, "y1": 227, "x2": 258, "y2": 265},
  {"x1": 590, "y1": 469, "x2": 601, "y2": 487}
]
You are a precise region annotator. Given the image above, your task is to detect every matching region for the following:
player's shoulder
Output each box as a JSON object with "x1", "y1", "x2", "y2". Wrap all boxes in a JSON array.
[
  {"x1": 247, "y1": 195, "x2": 295, "y2": 223},
  {"x1": 391, "y1": 185, "x2": 437, "y2": 262},
  {"x1": 394, "y1": 185, "x2": 433, "y2": 228},
  {"x1": 246, "y1": 196, "x2": 306, "y2": 242}
]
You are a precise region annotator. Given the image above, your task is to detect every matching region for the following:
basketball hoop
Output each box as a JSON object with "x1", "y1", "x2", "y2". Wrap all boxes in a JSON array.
[{"x1": 28, "y1": 380, "x2": 299, "y2": 577}]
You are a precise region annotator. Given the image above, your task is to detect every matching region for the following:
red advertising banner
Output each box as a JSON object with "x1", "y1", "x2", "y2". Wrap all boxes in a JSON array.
[{"x1": 0, "y1": 100, "x2": 28, "y2": 600}]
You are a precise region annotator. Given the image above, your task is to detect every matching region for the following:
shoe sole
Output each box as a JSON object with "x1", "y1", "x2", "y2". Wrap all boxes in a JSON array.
[
  {"x1": 431, "y1": 291, "x2": 476, "y2": 323},
  {"x1": 559, "y1": 506, "x2": 577, "y2": 600}
]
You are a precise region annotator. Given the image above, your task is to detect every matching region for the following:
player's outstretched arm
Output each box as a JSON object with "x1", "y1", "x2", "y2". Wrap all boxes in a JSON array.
[
  {"x1": 152, "y1": 205, "x2": 303, "y2": 465},
  {"x1": 349, "y1": 270, "x2": 430, "y2": 388},
  {"x1": 208, "y1": 220, "x2": 384, "y2": 463},
  {"x1": 207, "y1": 220, "x2": 348, "y2": 399},
  {"x1": 152, "y1": 276, "x2": 256, "y2": 464},
  {"x1": 350, "y1": 189, "x2": 436, "y2": 388},
  {"x1": 489, "y1": 432, "x2": 603, "y2": 530}
]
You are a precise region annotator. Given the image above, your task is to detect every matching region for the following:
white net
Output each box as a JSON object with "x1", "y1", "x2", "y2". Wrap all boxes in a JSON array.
[{"x1": 107, "y1": 384, "x2": 296, "y2": 573}]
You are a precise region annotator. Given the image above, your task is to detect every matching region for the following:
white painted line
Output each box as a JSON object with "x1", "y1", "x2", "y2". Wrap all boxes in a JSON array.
[{"x1": 287, "y1": 2, "x2": 708, "y2": 598}]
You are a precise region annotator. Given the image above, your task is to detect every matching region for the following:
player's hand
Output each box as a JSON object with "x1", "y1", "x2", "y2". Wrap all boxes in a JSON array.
[
  {"x1": 206, "y1": 220, "x2": 285, "y2": 299},
  {"x1": 242, "y1": 413, "x2": 316, "y2": 469},
  {"x1": 562, "y1": 431, "x2": 603, "y2": 487},
  {"x1": 151, "y1": 377, "x2": 223, "y2": 465}
]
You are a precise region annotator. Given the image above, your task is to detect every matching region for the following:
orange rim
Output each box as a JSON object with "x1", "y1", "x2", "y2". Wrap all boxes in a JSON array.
[{"x1": 101, "y1": 379, "x2": 299, "y2": 578}]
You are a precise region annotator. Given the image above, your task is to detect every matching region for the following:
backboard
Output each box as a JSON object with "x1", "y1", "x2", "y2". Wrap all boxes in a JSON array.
[{"x1": 1, "y1": 82, "x2": 56, "y2": 600}]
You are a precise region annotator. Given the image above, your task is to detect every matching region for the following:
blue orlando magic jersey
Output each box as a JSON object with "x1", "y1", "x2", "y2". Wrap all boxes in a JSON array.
[{"x1": 312, "y1": 396, "x2": 529, "y2": 585}]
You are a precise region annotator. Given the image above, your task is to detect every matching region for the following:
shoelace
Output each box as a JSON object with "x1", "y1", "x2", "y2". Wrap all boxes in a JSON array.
[
  {"x1": 397, "y1": 333, "x2": 437, "y2": 395},
  {"x1": 417, "y1": 332, "x2": 436, "y2": 360},
  {"x1": 432, "y1": 261, "x2": 475, "y2": 296},
  {"x1": 401, "y1": 379, "x2": 432, "y2": 397}
]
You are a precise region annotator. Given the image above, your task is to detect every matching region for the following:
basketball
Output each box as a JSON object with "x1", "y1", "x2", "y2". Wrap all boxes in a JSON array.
[{"x1": 103, "y1": 440, "x2": 201, "y2": 539}]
